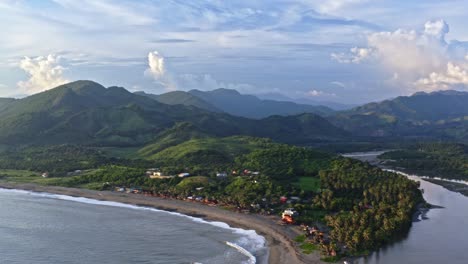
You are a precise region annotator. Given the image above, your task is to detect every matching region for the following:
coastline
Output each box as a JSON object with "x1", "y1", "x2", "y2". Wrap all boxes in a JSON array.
[{"x1": 0, "y1": 182, "x2": 324, "y2": 264}]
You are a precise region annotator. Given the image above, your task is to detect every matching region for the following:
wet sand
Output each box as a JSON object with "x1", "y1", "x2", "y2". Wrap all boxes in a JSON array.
[{"x1": 0, "y1": 182, "x2": 324, "y2": 264}]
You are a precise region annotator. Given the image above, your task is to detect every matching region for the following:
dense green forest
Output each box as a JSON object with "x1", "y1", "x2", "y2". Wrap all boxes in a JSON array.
[
  {"x1": 316, "y1": 159, "x2": 423, "y2": 254},
  {"x1": 380, "y1": 143, "x2": 468, "y2": 180}
]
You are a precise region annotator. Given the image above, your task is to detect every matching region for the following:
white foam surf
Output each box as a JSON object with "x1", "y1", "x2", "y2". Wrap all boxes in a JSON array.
[
  {"x1": 226, "y1": 241, "x2": 256, "y2": 264},
  {"x1": 0, "y1": 188, "x2": 266, "y2": 262}
]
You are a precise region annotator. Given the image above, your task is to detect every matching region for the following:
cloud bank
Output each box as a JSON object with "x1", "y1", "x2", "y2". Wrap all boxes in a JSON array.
[
  {"x1": 17, "y1": 55, "x2": 68, "y2": 94},
  {"x1": 332, "y1": 19, "x2": 468, "y2": 92}
]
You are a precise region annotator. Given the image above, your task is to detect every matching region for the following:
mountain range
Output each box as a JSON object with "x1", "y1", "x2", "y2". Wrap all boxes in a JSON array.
[
  {"x1": 0, "y1": 81, "x2": 347, "y2": 146},
  {"x1": 136, "y1": 89, "x2": 334, "y2": 119},
  {"x1": 255, "y1": 92, "x2": 356, "y2": 110},
  {"x1": 332, "y1": 90, "x2": 468, "y2": 140},
  {"x1": 0, "y1": 81, "x2": 467, "y2": 148}
]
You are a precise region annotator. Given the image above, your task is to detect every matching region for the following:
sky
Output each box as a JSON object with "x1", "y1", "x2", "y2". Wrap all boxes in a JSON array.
[{"x1": 1, "y1": 0, "x2": 468, "y2": 104}]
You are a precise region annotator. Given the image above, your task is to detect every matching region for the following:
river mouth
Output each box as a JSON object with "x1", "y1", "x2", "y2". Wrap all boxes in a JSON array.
[{"x1": 344, "y1": 151, "x2": 468, "y2": 264}]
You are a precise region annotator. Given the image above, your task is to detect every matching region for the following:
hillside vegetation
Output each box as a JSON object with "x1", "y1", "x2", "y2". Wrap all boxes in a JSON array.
[
  {"x1": 331, "y1": 90, "x2": 468, "y2": 141},
  {"x1": 380, "y1": 143, "x2": 468, "y2": 180},
  {"x1": 0, "y1": 81, "x2": 347, "y2": 146},
  {"x1": 135, "y1": 91, "x2": 222, "y2": 113}
]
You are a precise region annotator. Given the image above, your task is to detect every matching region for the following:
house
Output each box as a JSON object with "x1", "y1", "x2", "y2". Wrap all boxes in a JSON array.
[
  {"x1": 178, "y1": 173, "x2": 190, "y2": 178},
  {"x1": 290, "y1": 196, "x2": 301, "y2": 203},
  {"x1": 280, "y1": 196, "x2": 288, "y2": 203},
  {"x1": 146, "y1": 168, "x2": 160, "y2": 176},
  {"x1": 149, "y1": 171, "x2": 174, "y2": 179},
  {"x1": 216, "y1": 172, "x2": 228, "y2": 177},
  {"x1": 115, "y1": 187, "x2": 125, "y2": 192}
]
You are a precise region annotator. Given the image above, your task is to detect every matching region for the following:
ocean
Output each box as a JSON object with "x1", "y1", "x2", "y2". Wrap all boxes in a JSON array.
[{"x1": 0, "y1": 188, "x2": 267, "y2": 264}]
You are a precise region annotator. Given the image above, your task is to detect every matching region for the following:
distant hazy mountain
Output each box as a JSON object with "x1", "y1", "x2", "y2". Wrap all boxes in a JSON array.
[
  {"x1": 135, "y1": 91, "x2": 222, "y2": 113},
  {"x1": 187, "y1": 88, "x2": 334, "y2": 118},
  {"x1": 256, "y1": 92, "x2": 356, "y2": 111},
  {"x1": 139, "y1": 88, "x2": 334, "y2": 118},
  {"x1": 331, "y1": 90, "x2": 468, "y2": 140},
  {"x1": 0, "y1": 80, "x2": 347, "y2": 146}
]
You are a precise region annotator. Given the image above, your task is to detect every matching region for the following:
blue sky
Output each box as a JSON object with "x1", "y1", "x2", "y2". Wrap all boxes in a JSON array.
[{"x1": 1, "y1": 0, "x2": 468, "y2": 104}]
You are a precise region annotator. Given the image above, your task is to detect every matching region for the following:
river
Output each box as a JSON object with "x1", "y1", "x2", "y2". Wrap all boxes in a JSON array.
[{"x1": 344, "y1": 152, "x2": 468, "y2": 264}]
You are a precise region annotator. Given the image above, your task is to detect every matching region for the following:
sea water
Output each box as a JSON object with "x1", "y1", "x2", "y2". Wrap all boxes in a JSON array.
[{"x1": 0, "y1": 188, "x2": 267, "y2": 264}]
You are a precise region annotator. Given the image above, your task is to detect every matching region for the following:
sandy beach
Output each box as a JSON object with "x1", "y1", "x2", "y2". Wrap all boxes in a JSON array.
[{"x1": 0, "y1": 182, "x2": 324, "y2": 264}]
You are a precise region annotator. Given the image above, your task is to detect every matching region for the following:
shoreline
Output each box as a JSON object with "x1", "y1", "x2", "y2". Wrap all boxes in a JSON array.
[{"x1": 0, "y1": 182, "x2": 324, "y2": 264}]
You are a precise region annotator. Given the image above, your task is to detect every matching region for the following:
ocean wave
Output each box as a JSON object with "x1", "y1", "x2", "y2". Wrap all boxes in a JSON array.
[
  {"x1": 0, "y1": 188, "x2": 266, "y2": 262},
  {"x1": 226, "y1": 241, "x2": 256, "y2": 264}
]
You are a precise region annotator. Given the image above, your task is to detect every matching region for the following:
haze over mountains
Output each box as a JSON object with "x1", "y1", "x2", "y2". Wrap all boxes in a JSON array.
[
  {"x1": 255, "y1": 93, "x2": 356, "y2": 111},
  {"x1": 136, "y1": 89, "x2": 334, "y2": 119},
  {"x1": 332, "y1": 90, "x2": 468, "y2": 140},
  {"x1": 0, "y1": 80, "x2": 467, "y2": 148}
]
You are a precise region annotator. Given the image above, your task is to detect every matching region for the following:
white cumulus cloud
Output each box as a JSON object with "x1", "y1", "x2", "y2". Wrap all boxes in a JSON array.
[
  {"x1": 145, "y1": 51, "x2": 176, "y2": 91},
  {"x1": 331, "y1": 47, "x2": 373, "y2": 63},
  {"x1": 332, "y1": 19, "x2": 468, "y2": 92},
  {"x1": 147, "y1": 51, "x2": 165, "y2": 78},
  {"x1": 146, "y1": 51, "x2": 255, "y2": 93},
  {"x1": 417, "y1": 61, "x2": 468, "y2": 90},
  {"x1": 17, "y1": 55, "x2": 69, "y2": 94}
]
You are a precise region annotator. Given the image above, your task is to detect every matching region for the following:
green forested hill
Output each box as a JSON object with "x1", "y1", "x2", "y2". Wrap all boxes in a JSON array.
[
  {"x1": 0, "y1": 98, "x2": 15, "y2": 111},
  {"x1": 380, "y1": 143, "x2": 468, "y2": 180},
  {"x1": 0, "y1": 81, "x2": 347, "y2": 146},
  {"x1": 135, "y1": 91, "x2": 222, "y2": 113},
  {"x1": 138, "y1": 134, "x2": 334, "y2": 178}
]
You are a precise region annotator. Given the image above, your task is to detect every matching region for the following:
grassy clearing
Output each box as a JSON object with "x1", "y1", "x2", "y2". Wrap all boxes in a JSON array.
[
  {"x1": 177, "y1": 176, "x2": 210, "y2": 190},
  {"x1": 294, "y1": 177, "x2": 321, "y2": 192},
  {"x1": 321, "y1": 256, "x2": 341, "y2": 262},
  {"x1": 0, "y1": 169, "x2": 97, "y2": 187},
  {"x1": 294, "y1": 235, "x2": 306, "y2": 243},
  {"x1": 294, "y1": 235, "x2": 318, "y2": 254},
  {"x1": 99, "y1": 147, "x2": 140, "y2": 159},
  {"x1": 300, "y1": 242, "x2": 318, "y2": 254}
]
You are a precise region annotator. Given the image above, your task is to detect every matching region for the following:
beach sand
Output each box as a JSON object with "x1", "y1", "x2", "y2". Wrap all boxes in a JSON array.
[{"x1": 0, "y1": 182, "x2": 324, "y2": 264}]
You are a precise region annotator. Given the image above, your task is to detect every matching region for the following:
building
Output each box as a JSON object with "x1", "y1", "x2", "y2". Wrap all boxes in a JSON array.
[
  {"x1": 149, "y1": 171, "x2": 174, "y2": 179},
  {"x1": 216, "y1": 172, "x2": 228, "y2": 177}
]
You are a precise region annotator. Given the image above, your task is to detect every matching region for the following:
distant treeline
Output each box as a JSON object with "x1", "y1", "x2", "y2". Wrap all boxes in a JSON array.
[{"x1": 380, "y1": 142, "x2": 468, "y2": 180}]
